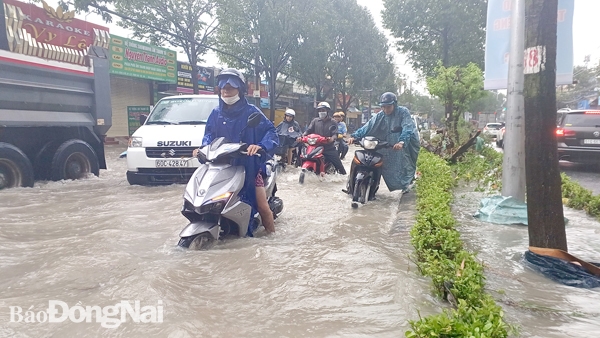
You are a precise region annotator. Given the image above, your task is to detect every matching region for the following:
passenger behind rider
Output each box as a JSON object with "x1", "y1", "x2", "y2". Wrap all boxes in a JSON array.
[
  {"x1": 297, "y1": 102, "x2": 347, "y2": 175},
  {"x1": 192, "y1": 68, "x2": 278, "y2": 234},
  {"x1": 332, "y1": 112, "x2": 349, "y2": 160},
  {"x1": 275, "y1": 109, "x2": 302, "y2": 166}
]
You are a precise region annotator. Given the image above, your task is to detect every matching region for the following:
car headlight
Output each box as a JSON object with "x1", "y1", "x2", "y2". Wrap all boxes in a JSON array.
[
  {"x1": 363, "y1": 139, "x2": 378, "y2": 150},
  {"x1": 129, "y1": 136, "x2": 143, "y2": 147},
  {"x1": 307, "y1": 137, "x2": 317, "y2": 145}
]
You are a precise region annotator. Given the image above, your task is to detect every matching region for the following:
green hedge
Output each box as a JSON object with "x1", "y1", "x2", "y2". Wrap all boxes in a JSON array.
[
  {"x1": 561, "y1": 173, "x2": 600, "y2": 220},
  {"x1": 406, "y1": 151, "x2": 508, "y2": 338}
]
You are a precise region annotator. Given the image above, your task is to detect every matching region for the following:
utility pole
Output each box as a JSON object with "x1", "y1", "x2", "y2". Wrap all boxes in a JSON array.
[
  {"x1": 524, "y1": 0, "x2": 567, "y2": 251},
  {"x1": 252, "y1": 37, "x2": 260, "y2": 107},
  {"x1": 502, "y1": 0, "x2": 526, "y2": 202}
]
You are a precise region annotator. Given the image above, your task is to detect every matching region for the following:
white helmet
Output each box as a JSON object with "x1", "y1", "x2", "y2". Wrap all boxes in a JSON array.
[
  {"x1": 285, "y1": 109, "x2": 296, "y2": 117},
  {"x1": 316, "y1": 102, "x2": 331, "y2": 111}
]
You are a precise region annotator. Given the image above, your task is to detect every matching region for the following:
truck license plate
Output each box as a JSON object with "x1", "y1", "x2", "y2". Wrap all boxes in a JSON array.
[
  {"x1": 156, "y1": 159, "x2": 189, "y2": 167},
  {"x1": 583, "y1": 139, "x2": 600, "y2": 145}
]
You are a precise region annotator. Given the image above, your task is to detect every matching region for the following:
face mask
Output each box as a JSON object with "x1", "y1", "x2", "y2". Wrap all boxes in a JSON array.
[
  {"x1": 222, "y1": 95, "x2": 240, "y2": 105},
  {"x1": 318, "y1": 111, "x2": 328, "y2": 119}
]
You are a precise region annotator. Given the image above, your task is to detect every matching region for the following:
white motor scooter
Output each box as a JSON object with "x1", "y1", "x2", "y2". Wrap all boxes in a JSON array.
[{"x1": 177, "y1": 113, "x2": 283, "y2": 249}]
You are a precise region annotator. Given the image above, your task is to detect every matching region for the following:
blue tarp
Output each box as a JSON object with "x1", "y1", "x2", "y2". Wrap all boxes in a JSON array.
[
  {"x1": 524, "y1": 251, "x2": 600, "y2": 288},
  {"x1": 473, "y1": 195, "x2": 529, "y2": 225}
]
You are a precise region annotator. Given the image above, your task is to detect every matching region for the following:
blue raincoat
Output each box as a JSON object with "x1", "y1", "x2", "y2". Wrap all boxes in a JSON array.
[
  {"x1": 202, "y1": 97, "x2": 278, "y2": 235},
  {"x1": 351, "y1": 106, "x2": 420, "y2": 191}
]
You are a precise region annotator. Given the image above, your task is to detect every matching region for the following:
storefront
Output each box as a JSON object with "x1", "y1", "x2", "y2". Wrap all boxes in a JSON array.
[
  {"x1": 107, "y1": 34, "x2": 177, "y2": 137},
  {"x1": 156, "y1": 61, "x2": 215, "y2": 96}
]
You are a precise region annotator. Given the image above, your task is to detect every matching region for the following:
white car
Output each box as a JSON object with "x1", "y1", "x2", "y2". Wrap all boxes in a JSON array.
[
  {"x1": 483, "y1": 122, "x2": 504, "y2": 139},
  {"x1": 126, "y1": 95, "x2": 219, "y2": 185}
]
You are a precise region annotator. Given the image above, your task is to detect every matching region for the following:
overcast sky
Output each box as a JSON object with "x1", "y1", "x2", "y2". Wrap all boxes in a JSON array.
[{"x1": 43, "y1": 0, "x2": 600, "y2": 94}]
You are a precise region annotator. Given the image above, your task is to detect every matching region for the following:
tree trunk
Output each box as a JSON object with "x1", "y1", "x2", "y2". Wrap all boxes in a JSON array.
[
  {"x1": 190, "y1": 47, "x2": 199, "y2": 95},
  {"x1": 524, "y1": 0, "x2": 567, "y2": 251}
]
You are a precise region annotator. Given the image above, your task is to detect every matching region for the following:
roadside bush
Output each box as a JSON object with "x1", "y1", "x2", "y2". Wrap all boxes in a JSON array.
[{"x1": 407, "y1": 151, "x2": 508, "y2": 337}]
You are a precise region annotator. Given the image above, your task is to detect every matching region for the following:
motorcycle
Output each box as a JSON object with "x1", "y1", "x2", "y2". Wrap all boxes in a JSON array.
[
  {"x1": 347, "y1": 126, "x2": 402, "y2": 208},
  {"x1": 298, "y1": 129, "x2": 337, "y2": 184},
  {"x1": 178, "y1": 113, "x2": 284, "y2": 249},
  {"x1": 274, "y1": 126, "x2": 302, "y2": 171}
]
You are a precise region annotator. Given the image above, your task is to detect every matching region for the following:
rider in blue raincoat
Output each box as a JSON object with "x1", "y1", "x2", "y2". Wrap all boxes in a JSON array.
[
  {"x1": 347, "y1": 92, "x2": 420, "y2": 194},
  {"x1": 198, "y1": 68, "x2": 278, "y2": 235}
]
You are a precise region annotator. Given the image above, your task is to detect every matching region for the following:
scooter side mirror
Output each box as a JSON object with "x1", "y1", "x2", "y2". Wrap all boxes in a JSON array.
[
  {"x1": 329, "y1": 125, "x2": 337, "y2": 133},
  {"x1": 246, "y1": 112, "x2": 262, "y2": 128}
]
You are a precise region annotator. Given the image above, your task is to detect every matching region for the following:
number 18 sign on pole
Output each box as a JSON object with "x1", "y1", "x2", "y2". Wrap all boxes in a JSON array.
[{"x1": 484, "y1": 0, "x2": 574, "y2": 90}]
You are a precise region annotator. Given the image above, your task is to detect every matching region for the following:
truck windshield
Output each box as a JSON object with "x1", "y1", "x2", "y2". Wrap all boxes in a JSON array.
[{"x1": 146, "y1": 97, "x2": 217, "y2": 125}]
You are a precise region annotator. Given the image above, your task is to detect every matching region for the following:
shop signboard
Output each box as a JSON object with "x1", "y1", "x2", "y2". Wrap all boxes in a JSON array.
[
  {"x1": 176, "y1": 62, "x2": 215, "y2": 94},
  {"x1": 127, "y1": 105, "x2": 151, "y2": 136},
  {"x1": 109, "y1": 34, "x2": 176, "y2": 83},
  {"x1": 3, "y1": 0, "x2": 108, "y2": 52}
]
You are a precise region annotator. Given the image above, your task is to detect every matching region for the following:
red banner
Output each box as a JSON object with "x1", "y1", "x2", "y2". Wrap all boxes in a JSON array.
[{"x1": 4, "y1": 0, "x2": 108, "y2": 51}]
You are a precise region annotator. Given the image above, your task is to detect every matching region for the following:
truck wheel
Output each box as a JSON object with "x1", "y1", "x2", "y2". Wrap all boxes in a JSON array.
[
  {"x1": 33, "y1": 141, "x2": 60, "y2": 180},
  {"x1": 0, "y1": 143, "x2": 35, "y2": 189},
  {"x1": 50, "y1": 140, "x2": 99, "y2": 181}
]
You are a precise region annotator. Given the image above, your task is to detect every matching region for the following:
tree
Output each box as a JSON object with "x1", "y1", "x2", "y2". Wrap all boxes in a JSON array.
[
  {"x1": 382, "y1": 0, "x2": 487, "y2": 77},
  {"x1": 70, "y1": 0, "x2": 218, "y2": 95},
  {"x1": 290, "y1": 0, "x2": 396, "y2": 114},
  {"x1": 215, "y1": 0, "x2": 317, "y2": 120},
  {"x1": 524, "y1": 0, "x2": 567, "y2": 251},
  {"x1": 468, "y1": 91, "x2": 505, "y2": 116},
  {"x1": 557, "y1": 65, "x2": 599, "y2": 108},
  {"x1": 113, "y1": 0, "x2": 218, "y2": 94},
  {"x1": 427, "y1": 63, "x2": 485, "y2": 141}
]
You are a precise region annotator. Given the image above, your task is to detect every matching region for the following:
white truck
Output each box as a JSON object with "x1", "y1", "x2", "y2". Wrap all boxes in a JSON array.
[{"x1": 126, "y1": 95, "x2": 219, "y2": 185}]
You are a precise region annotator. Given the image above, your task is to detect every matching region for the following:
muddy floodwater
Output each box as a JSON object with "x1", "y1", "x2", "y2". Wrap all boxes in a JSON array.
[
  {"x1": 0, "y1": 145, "x2": 440, "y2": 337},
  {"x1": 0, "y1": 145, "x2": 599, "y2": 337},
  {"x1": 454, "y1": 186, "x2": 600, "y2": 338}
]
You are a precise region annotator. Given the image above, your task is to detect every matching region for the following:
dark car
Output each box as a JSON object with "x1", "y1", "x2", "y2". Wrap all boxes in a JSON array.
[{"x1": 556, "y1": 109, "x2": 600, "y2": 164}]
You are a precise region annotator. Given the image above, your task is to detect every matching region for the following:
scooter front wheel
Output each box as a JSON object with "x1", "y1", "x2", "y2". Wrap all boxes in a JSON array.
[{"x1": 178, "y1": 234, "x2": 215, "y2": 250}]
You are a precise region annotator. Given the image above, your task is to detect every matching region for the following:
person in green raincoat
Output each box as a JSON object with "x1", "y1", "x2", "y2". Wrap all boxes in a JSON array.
[{"x1": 347, "y1": 92, "x2": 420, "y2": 195}]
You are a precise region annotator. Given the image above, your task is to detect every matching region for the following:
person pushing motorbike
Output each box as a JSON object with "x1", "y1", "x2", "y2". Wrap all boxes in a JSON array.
[
  {"x1": 347, "y1": 92, "x2": 420, "y2": 194},
  {"x1": 299, "y1": 102, "x2": 347, "y2": 175},
  {"x1": 193, "y1": 68, "x2": 278, "y2": 234}
]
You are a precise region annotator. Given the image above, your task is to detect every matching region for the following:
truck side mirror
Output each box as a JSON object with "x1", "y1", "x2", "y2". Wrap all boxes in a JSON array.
[{"x1": 140, "y1": 114, "x2": 148, "y2": 125}]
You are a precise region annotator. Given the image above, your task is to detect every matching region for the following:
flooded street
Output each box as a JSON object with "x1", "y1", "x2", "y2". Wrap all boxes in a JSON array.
[
  {"x1": 0, "y1": 145, "x2": 438, "y2": 337},
  {"x1": 2, "y1": 145, "x2": 600, "y2": 337},
  {"x1": 454, "y1": 186, "x2": 600, "y2": 338}
]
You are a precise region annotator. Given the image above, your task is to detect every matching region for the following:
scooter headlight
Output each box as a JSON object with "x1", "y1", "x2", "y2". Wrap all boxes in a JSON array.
[
  {"x1": 363, "y1": 139, "x2": 378, "y2": 150},
  {"x1": 307, "y1": 137, "x2": 317, "y2": 145},
  {"x1": 199, "y1": 192, "x2": 232, "y2": 214}
]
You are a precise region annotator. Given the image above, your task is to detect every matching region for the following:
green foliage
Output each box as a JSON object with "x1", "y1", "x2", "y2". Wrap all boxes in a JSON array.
[
  {"x1": 469, "y1": 91, "x2": 506, "y2": 116},
  {"x1": 427, "y1": 63, "x2": 486, "y2": 140},
  {"x1": 382, "y1": 0, "x2": 487, "y2": 78},
  {"x1": 290, "y1": 0, "x2": 396, "y2": 111},
  {"x1": 561, "y1": 173, "x2": 600, "y2": 220},
  {"x1": 452, "y1": 147, "x2": 503, "y2": 193},
  {"x1": 398, "y1": 89, "x2": 445, "y2": 123},
  {"x1": 407, "y1": 151, "x2": 508, "y2": 337},
  {"x1": 557, "y1": 65, "x2": 600, "y2": 109}
]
